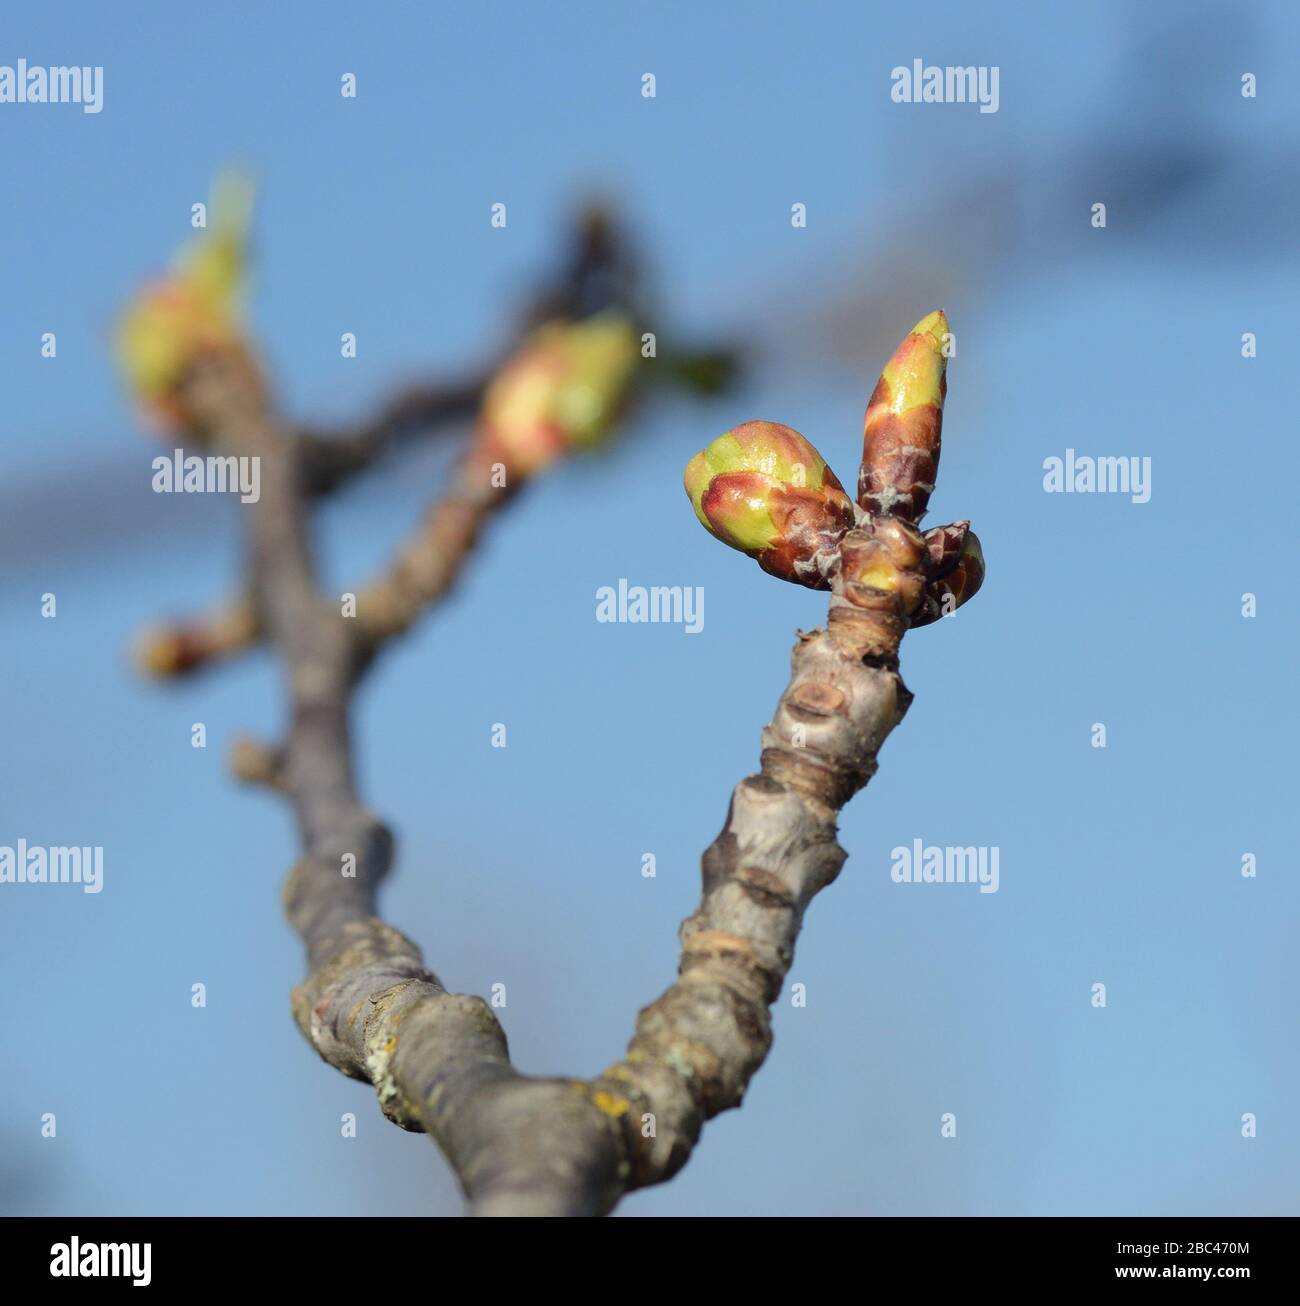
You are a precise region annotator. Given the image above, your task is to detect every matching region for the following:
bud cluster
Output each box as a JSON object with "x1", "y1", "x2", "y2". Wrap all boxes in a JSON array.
[{"x1": 683, "y1": 311, "x2": 984, "y2": 629}]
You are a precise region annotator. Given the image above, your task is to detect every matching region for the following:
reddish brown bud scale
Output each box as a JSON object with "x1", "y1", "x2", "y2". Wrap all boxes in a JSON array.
[
  {"x1": 757, "y1": 481, "x2": 856, "y2": 588},
  {"x1": 910, "y1": 528, "x2": 985, "y2": 627},
  {"x1": 923, "y1": 520, "x2": 972, "y2": 580},
  {"x1": 942, "y1": 532, "x2": 985, "y2": 605}
]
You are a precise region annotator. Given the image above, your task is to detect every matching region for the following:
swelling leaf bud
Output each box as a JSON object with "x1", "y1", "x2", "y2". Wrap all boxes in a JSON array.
[
  {"x1": 683, "y1": 421, "x2": 854, "y2": 589},
  {"x1": 476, "y1": 311, "x2": 640, "y2": 478},
  {"x1": 859, "y1": 309, "x2": 948, "y2": 521}
]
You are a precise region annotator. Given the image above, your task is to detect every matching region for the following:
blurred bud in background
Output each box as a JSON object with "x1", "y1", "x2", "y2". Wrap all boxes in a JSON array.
[
  {"x1": 115, "y1": 172, "x2": 258, "y2": 436},
  {"x1": 473, "y1": 310, "x2": 641, "y2": 479}
]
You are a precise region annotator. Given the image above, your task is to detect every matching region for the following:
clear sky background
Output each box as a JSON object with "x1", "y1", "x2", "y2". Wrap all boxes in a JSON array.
[{"x1": 1, "y1": 1, "x2": 1297, "y2": 1216}]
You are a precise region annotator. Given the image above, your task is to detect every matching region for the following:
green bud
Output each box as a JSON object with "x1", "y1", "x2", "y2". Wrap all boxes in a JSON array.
[{"x1": 684, "y1": 421, "x2": 854, "y2": 589}]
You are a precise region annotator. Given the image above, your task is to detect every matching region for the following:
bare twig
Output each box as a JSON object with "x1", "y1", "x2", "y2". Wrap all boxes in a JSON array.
[
  {"x1": 133, "y1": 596, "x2": 258, "y2": 680},
  {"x1": 348, "y1": 456, "x2": 505, "y2": 651},
  {"x1": 296, "y1": 375, "x2": 487, "y2": 498}
]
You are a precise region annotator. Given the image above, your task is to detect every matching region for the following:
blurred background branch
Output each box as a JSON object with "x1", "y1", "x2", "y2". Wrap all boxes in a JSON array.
[{"x1": 129, "y1": 201, "x2": 741, "y2": 679}]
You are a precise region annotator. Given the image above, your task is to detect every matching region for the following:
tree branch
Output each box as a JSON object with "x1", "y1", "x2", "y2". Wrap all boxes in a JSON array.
[
  {"x1": 184, "y1": 345, "x2": 937, "y2": 1214},
  {"x1": 136, "y1": 178, "x2": 975, "y2": 1214},
  {"x1": 296, "y1": 374, "x2": 487, "y2": 497}
]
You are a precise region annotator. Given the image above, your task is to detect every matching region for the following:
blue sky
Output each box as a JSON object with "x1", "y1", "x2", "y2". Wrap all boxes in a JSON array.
[{"x1": 1, "y1": 1, "x2": 1297, "y2": 1216}]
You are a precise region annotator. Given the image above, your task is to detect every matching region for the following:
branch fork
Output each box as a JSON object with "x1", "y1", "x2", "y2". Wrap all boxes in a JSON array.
[{"x1": 120, "y1": 181, "x2": 984, "y2": 1213}]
